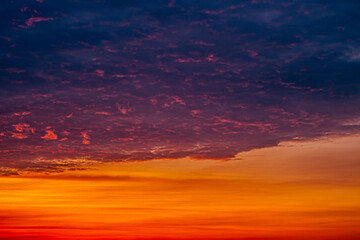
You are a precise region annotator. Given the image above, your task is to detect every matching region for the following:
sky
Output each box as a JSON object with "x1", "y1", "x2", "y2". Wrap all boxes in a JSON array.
[
  {"x1": 1, "y1": 135, "x2": 360, "y2": 240},
  {"x1": 0, "y1": 0, "x2": 360, "y2": 239}
]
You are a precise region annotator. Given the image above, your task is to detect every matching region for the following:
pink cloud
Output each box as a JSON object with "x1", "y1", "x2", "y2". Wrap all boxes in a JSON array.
[
  {"x1": 12, "y1": 112, "x2": 31, "y2": 117},
  {"x1": 116, "y1": 103, "x2": 132, "y2": 114},
  {"x1": 95, "y1": 69, "x2": 104, "y2": 77},
  {"x1": 19, "y1": 17, "x2": 54, "y2": 28},
  {"x1": 175, "y1": 58, "x2": 202, "y2": 63},
  {"x1": 95, "y1": 111, "x2": 111, "y2": 115}
]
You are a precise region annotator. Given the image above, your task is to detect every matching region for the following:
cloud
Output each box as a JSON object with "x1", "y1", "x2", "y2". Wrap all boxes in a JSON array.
[
  {"x1": 343, "y1": 46, "x2": 360, "y2": 62},
  {"x1": 0, "y1": 167, "x2": 19, "y2": 176},
  {"x1": 11, "y1": 133, "x2": 28, "y2": 139},
  {"x1": 13, "y1": 123, "x2": 34, "y2": 133},
  {"x1": 81, "y1": 132, "x2": 90, "y2": 145},
  {"x1": 19, "y1": 17, "x2": 54, "y2": 28},
  {"x1": 0, "y1": 0, "x2": 359, "y2": 172},
  {"x1": 41, "y1": 130, "x2": 58, "y2": 140}
]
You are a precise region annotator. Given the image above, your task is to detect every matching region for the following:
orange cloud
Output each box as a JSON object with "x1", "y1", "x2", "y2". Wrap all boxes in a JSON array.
[
  {"x1": 95, "y1": 111, "x2": 110, "y2": 115},
  {"x1": 13, "y1": 123, "x2": 27, "y2": 132},
  {"x1": 81, "y1": 132, "x2": 90, "y2": 144},
  {"x1": 41, "y1": 130, "x2": 58, "y2": 140},
  {"x1": 13, "y1": 123, "x2": 35, "y2": 133},
  {"x1": 11, "y1": 133, "x2": 28, "y2": 139}
]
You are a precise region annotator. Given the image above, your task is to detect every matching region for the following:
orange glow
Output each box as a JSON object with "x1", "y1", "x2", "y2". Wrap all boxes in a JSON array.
[{"x1": 1, "y1": 135, "x2": 360, "y2": 240}]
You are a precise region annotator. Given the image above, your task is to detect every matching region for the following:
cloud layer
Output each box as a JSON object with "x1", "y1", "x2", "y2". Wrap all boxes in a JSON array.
[{"x1": 0, "y1": 0, "x2": 360, "y2": 171}]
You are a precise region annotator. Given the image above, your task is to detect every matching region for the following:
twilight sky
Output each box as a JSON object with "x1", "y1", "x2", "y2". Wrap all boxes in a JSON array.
[
  {"x1": 1, "y1": 1, "x2": 360, "y2": 240},
  {"x1": 1, "y1": 0, "x2": 360, "y2": 173}
]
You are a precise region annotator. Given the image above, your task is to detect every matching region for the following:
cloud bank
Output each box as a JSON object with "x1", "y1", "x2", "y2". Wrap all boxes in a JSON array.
[{"x1": 0, "y1": 0, "x2": 359, "y2": 172}]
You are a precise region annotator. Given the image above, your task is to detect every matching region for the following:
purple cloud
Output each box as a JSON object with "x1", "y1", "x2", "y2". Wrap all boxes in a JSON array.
[{"x1": 0, "y1": 0, "x2": 359, "y2": 173}]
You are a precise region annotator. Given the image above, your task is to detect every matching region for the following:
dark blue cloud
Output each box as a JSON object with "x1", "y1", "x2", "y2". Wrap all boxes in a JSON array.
[{"x1": 0, "y1": 0, "x2": 359, "y2": 172}]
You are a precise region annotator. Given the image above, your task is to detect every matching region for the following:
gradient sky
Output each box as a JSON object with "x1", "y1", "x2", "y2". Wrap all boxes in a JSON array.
[
  {"x1": 0, "y1": 0, "x2": 360, "y2": 239},
  {"x1": 1, "y1": 135, "x2": 360, "y2": 240}
]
